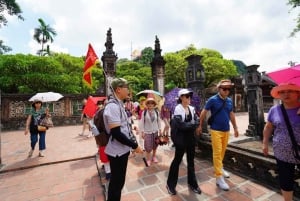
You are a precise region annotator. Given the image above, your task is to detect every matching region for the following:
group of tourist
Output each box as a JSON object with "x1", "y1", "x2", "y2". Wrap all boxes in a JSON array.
[{"x1": 24, "y1": 76, "x2": 300, "y2": 201}]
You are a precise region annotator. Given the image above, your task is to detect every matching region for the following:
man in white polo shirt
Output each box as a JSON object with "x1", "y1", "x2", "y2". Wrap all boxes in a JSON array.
[{"x1": 104, "y1": 78, "x2": 143, "y2": 201}]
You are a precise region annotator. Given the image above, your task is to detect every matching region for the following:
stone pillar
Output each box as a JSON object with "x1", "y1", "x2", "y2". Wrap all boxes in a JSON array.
[
  {"x1": 101, "y1": 28, "x2": 118, "y2": 96},
  {"x1": 244, "y1": 65, "x2": 265, "y2": 138},
  {"x1": 185, "y1": 55, "x2": 205, "y2": 111},
  {"x1": 150, "y1": 36, "x2": 166, "y2": 95}
]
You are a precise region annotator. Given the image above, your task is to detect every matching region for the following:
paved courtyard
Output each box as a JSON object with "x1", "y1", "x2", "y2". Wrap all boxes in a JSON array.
[{"x1": 0, "y1": 112, "x2": 287, "y2": 201}]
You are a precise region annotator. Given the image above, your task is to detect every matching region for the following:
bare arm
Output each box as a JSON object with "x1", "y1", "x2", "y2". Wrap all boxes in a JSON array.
[
  {"x1": 196, "y1": 109, "x2": 208, "y2": 135},
  {"x1": 24, "y1": 115, "x2": 32, "y2": 135},
  {"x1": 230, "y1": 111, "x2": 239, "y2": 137},
  {"x1": 262, "y1": 121, "x2": 274, "y2": 156}
]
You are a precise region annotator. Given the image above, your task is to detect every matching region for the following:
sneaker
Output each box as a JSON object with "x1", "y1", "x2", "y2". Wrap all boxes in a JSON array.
[
  {"x1": 166, "y1": 184, "x2": 176, "y2": 195},
  {"x1": 38, "y1": 150, "x2": 45, "y2": 157},
  {"x1": 222, "y1": 168, "x2": 230, "y2": 178},
  {"x1": 28, "y1": 149, "x2": 33, "y2": 158},
  {"x1": 216, "y1": 176, "x2": 229, "y2": 191},
  {"x1": 147, "y1": 160, "x2": 151, "y2": 166},
  {"x1": 188, "y1": 184, "x2": 202, "y2": 194},
  {"x1": 152, "y1": 156, "x2": 158, "y2": 163}
]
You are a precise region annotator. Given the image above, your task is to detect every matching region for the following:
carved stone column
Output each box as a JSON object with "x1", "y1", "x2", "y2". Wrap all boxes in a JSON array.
[
  {"x1": 244, "y1": 65, "x2": 265, "y2": 138},
  {"x1": 101, "y1": 28, "x2": 118, "y2": 96},
  {"x1": 150, "y1": 36, "x2": 166, "y2": 95},
  {"x1": 185, "y1": 55, "x2": 205, "y2": 111}
]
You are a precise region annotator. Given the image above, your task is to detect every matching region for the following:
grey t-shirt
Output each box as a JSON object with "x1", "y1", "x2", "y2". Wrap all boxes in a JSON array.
[{"x1": 104, "y1": 98, "x2": 132, "y2": 157}]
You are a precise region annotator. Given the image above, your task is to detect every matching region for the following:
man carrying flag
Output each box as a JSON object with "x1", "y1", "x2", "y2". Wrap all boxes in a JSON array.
[{"x1": 83, "y1": 43, "x2": 99, "y2": 88}]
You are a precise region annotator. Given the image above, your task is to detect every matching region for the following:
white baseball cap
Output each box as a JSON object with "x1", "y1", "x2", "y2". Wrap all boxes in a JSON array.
[{"x1": 178, "y1": 89, "x2": 193, "y2": 97}]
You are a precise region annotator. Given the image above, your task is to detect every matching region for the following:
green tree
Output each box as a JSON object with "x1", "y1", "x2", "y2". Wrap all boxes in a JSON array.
[
  {"x1": 0, "y1": 0, "x2": 24, "y2": 28},
  {"x1": 33, "y1": 18, "x2": 57, "y2": 56},
  {"x1": 0, "y1": 0, "x2": 24, "y2": 54},
  {"x1": 288, "y1": 0, "x2": 300, "y2": 36},
  {"x1": 134, "y1": 47, "x2": 154, "y2": 66},
  {"x1": 200, "y1": 48, "x2": 238, "y2": 87},
  {"x1": 116, "y1": 59, "x2": 152, "y2": 97},
  {"x1": 0, "y1": 40, "x2": 12, "y2": 54},
  {"x1": 164, "y1": 52, "x2": 187, "y2": 88}
]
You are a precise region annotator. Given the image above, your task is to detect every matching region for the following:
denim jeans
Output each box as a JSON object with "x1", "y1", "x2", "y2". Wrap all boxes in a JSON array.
[{"x1": 30, "y1": 132, "x2": 46, "y2": 150}]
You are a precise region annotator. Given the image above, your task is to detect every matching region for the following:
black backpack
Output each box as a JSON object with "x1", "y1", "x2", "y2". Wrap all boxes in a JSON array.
[{"x1": 93, "y1": 99, "x2": 120, "y2": 147}]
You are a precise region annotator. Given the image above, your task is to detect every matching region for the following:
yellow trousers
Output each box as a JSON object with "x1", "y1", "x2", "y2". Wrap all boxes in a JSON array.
[{"x1": 210, "y1": 129, "x2": 229, "y2": 177}]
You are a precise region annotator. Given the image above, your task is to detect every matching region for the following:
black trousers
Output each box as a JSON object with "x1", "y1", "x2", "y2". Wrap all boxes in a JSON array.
[
  {"x1": 107, "y1": 152, "x2": 130, "y2": 201},
  {"x1": 167, "y1": 142, "x2": 198, "y2": 189}
]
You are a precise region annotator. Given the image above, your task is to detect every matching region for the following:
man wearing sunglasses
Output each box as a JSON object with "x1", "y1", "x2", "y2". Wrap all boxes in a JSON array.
[{"x1": 199, "y1": 79, "x2": 239, "y2": 191}]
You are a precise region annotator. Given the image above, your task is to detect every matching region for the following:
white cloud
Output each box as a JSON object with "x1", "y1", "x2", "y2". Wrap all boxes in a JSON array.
[{"x1": 1, "y1": 0, "x2": 299, "y2": 73}]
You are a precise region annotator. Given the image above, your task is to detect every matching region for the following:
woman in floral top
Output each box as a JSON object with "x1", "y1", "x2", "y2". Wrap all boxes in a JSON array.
[{"x1": 263, "y1": 83, "x2": 300, "y2": 201}]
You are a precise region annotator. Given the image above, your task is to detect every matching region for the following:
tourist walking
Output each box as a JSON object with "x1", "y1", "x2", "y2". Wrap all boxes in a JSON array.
[
  {"x1": 263, "y1": 83, "x2": 300, "y2": 201},
  {"x1": 103, "y1": 78, "x2": 143, "y2": 201},
  {"x1": 24, "y1": 99, "x2": 50, "y2": 157},
  {"x1": 166, "y1": 88, "x2": 201, "y2": 195},
  {"x1": 79, "y1": 98, "x2": 91, "y2": 137},
  {"x1": 139, "y1": 96, "x2": 162, "y2": 166},
  {"x1": 199, "y1": 79, "x2": 239, "y2": 191}
]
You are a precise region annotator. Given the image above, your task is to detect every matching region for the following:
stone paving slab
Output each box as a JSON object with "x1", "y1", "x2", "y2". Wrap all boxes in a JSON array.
[{"x1": 0, "y1": 113, "x2": 288, "y2": 201}]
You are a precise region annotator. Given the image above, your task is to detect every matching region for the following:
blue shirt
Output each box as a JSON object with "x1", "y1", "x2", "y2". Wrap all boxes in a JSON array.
[{"x1": 204, "y1": 94, "x2": 233, "y2": 131}]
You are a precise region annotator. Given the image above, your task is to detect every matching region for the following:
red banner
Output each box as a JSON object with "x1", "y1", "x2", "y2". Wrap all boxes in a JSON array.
[{"x1": 83, "y1": 44, "x2": 98, "y2": 87}]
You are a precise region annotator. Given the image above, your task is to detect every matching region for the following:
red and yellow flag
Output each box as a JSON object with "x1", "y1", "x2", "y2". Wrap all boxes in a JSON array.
[{"x1": 83, "y1": 43, "x2": 99, "y2": 87}]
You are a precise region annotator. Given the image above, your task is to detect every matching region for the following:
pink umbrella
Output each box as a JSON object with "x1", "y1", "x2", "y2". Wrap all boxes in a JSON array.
[{"x1": 267, "y1": 64, "x2": 300, "y2": 86}]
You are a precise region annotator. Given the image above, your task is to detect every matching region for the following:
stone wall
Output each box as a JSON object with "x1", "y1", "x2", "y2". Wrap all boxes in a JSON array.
[{"x1": 1, "y1": 94, "x2": 87, "y2": 131}]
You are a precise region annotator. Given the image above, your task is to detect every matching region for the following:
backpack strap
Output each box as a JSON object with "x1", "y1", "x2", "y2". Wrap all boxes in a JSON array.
[{"x1": 143, "y1": 109, "x2": 159, "y2": 125}]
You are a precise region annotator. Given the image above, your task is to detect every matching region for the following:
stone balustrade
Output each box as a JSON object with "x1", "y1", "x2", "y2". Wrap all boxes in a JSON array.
[{"x1": 196, "y1": 134, "x2": 300, "y2": 198}]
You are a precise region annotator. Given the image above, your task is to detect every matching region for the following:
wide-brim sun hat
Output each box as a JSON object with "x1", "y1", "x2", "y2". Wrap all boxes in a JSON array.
[
  {"x1": 217, "y1": 79, "x2": 234, "y2": 88},
  {"x1": 145, "y1": 97, "x2": 157, "y2": 105},
  {"x1": 178, "y1": 89, "x2": 193, "y2": 97},
  {"x1": 270, "y1": 83, "x2": 300, "y2": 99}
]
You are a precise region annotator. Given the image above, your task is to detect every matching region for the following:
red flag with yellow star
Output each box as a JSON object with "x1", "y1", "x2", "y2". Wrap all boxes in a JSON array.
[{"x1": 83, "y1": 44, "x2": 99, "y2": 87}]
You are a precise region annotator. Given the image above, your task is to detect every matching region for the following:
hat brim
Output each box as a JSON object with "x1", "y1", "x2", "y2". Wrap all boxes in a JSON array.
[
  {"x1": 270, "y1": 84, "x2": 300, "y2": 99},
  {"x1": 178, "y1": 90, "x2": 193, "y2": 97},
  {"x1": 145, "y1": 98, "x2": 157, "y2": 105}
]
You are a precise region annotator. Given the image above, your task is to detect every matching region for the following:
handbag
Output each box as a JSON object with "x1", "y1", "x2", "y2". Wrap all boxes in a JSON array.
[
  {"x1": 37, "y1": 125, "x2": 47, "y2": 132},
  {"x1": 207, "y1": 100, "x2": 226, "y2": 125},
  {"x1": 40, "y1": 115, "x2": 54, "y2": 127},
  {"x1": 280, "y1": 104, "x2": 300, "y2": 160}
]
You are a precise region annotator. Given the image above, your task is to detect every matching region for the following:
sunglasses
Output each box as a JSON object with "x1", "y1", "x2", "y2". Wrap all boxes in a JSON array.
[
  {"x1": 220, "y1": 88, "x2": 231, "y2": 92},
  {"x1": 181, "y1": 94, "x2": 191, "y2": 98}
]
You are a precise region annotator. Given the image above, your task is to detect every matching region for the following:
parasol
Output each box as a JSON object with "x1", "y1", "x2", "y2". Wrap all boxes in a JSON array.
[
  {"x1": 164, "y1": 87, "x2": 201, "y2": 113},
  {"x1": 267, "y1": 64, "x2": 300, "y2": 86},
  {"x1": 136, "y1": 89, "x2": 163, "y2": 109},
  {"x1": 29, "y1": 92, "x2": 63, "y2": 102}
]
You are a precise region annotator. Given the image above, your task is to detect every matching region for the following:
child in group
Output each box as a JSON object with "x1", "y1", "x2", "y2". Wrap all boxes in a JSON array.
[
  {"x1": 94, "y1": 100, "x2": 111, "y2": 180},
  {"x1": 139, "y1": 96, "x2": 162, "y2": 166}
]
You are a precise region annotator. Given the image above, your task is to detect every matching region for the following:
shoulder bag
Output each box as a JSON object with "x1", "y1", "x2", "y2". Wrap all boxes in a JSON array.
[
  {"x1": 207, "y1": 100, "x2": 226, "y2": 125},
  {"x1": 280, "y1": 104, "x2": 300, "y2": 160}
]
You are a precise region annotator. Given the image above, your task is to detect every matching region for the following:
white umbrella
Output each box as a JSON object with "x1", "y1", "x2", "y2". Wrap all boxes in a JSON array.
[{"x1": 29, "y1": 92, "x2": 63, "y2": 102}]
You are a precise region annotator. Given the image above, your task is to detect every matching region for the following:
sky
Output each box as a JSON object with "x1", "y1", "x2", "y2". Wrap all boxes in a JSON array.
[{"x1": 1, "y1": 0, "x2": 299, "y2": 73}]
